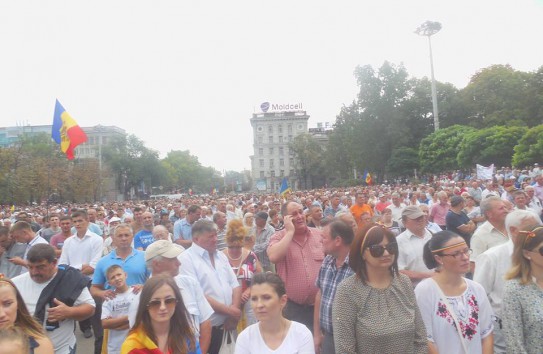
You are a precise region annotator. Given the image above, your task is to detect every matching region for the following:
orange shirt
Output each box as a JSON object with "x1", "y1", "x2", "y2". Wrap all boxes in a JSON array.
[{"x1": 350, "y1": 204, "x2": 374, "y2": 225}]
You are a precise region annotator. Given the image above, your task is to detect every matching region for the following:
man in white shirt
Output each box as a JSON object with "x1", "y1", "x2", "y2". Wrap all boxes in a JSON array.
[
  {"x1": 127, "y1": 240, "x2": 213, "y2": 354},
  {"x1": 473, "y1": 210, "x2": 541, "y2": 354},
  {"x1": 179, "y1": 219, "x2": 241, "y2": 354},
  {"x1": 386, "y1": 193, "x2": 406, "y2": 227},
  {"x1": 470, "y1": 197, "x2": 509, "y2": 272},
  {"x1": 9, "y1": 220, "x2": 48, "y2": 275},
  {"x1": 59, "y1": 209, "x2": 103, "y2": 348},
  {"x1": 13, "y1": 244, "x2": 95, "y2": 354},
  {"x1": 397, "y1": 206, "x2": 434, "y2": 285}
]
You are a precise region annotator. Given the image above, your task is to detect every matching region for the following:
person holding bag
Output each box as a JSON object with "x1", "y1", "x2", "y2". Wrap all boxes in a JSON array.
[{"x1": 415, "y1": 231, "x2": 494, "y2": 353}]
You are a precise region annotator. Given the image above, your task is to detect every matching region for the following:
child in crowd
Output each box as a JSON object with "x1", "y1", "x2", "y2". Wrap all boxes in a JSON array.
[{"x1": 101, "y1": 265, "x2": 137, "y2": 354}]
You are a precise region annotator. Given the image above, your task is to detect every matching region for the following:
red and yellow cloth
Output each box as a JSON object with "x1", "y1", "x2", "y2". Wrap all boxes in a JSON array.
[{"x1": 121, "y1": 327, "x2": 168, "y2": 354}]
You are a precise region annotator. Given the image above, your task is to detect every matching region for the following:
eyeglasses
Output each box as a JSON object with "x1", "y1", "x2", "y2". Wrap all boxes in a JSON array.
[
  {"x1": 147, "y1": 297, "x2": 178, "y2": 311},
  {"x1": 440, "y1": 248, "x2": 472, "y2": 259},
  {"x1": 368, "y1": 242, "x2": 398, "y2": 258}
]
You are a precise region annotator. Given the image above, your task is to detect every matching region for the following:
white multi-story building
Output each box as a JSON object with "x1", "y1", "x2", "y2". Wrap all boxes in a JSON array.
[{"x1": 250, "y1": 109, "x2": 309, "y2": 192}]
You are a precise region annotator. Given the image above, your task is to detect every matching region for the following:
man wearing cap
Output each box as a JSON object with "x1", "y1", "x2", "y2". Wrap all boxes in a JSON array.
[
  {"x1": 396, "y1": 206, "x2": 434, "y2": 285},
  {"x1": 127, "y1": 240, "x2": 213, "y2": 354},
  {"x1": 252, "y1": 211, "x2": 275, "y2": 272},
  {"x1": 446, "y1": 195, "x2": 476, "y2": 246},
  {"x1": 179, "y1": 219, "x2": 241, "y2": 354}
]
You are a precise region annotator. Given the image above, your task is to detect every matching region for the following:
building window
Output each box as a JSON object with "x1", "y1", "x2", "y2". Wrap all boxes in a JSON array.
[
  {"x1": 268, "y1": 136, "x2": 273, "y2": 143},
  {"x1": 289, "y1": 158, "x2": 294, "y2": 166},
  {"x1": 279, "y1": 147, "x2": 284, "y2": 155},
  {"x1": 280, "y1": 158, "x2": 284, "y2": 167},
  {"x1": 101, "y1": 136, "x2": 107, "y2": 144},
  {"x1": 259, "y1": 159, "x2": 264, "y2": 168},
  {"x1": 280, "y1": 170, "x2": 284, "y2": 176},
  {"x1": 269, "y1": 147, "x2": 274, "y2": 155},
  {"x1": 268, "y1": 125, "x2": 273, "y2": 133},
  {"x1": 278, "y1": 125, "x2": 283, "y2": 133},
  {"x1": 258, "y1": 148, "x2": 263, "y2": 156},
  {"x1": 271, "y1": 170, "x2": 275, "y2": 177},
  {"x1": 270, "y1": 159, "x2": 274, "y2": 168},
  {"x1": 286, "y1": 147, "x2": 290, "y2": 156},
  {"x1": 258, "y1": 136, "x2": 263, "y2": 144},
  {"x1": 288, "y1": 135, "x2": 292, "y2": 142},
  {"x1": 260, "y1": 171, "x2": 264, "y2": 178},
  {"x1": 288, "y1": 125, "x2": 293, "y2": 133},
  {"x1": 290, "y1": 169, "x2": 294, "y2": 176},
  {"x1": 278, "y1": 136, "x2": 283, "y2": 143}
]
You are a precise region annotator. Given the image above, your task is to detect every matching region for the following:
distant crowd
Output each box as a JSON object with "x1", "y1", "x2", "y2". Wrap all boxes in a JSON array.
[{"x1": 0, "y1": 164, "x2": 542, "y2": 353}]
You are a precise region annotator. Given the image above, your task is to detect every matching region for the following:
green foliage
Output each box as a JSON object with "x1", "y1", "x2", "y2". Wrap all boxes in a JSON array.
[
  {"x1": 386, "y1": 147, "x2": 420, "y2": 177},
  {"x1": 512, "y1": 125, "x2": 543, "y2": 167},
  {"x1": 161, "y1": 150, "x2": 222, "y2": 193},
  {"x1": 419, "y1": 125, "x2": 475, "y2": 173},
  {"x1": 457, "y1": 126, "x2": 528, "y2": 168},
  {"x1": 289, "y1": 133, "x2": 325, "y2": 189}
]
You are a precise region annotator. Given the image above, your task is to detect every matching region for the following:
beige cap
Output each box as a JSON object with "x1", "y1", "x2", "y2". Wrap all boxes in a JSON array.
[
  {"x1": 401, "y1": 206, "x2": 425, "y2": 219},
  {"x1": 145, "y1": 240, "x2": 184, "y2": 261}
]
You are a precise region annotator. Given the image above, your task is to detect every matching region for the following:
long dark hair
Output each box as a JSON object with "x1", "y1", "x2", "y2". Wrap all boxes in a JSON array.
[
  {"x1": 422, "y1": 231, "x2": 459, "y2": 269},
  {"x1": 131, "y1": 274, "x2": 196, "y2": 353},
  {"x1": 349, "y1": 223, "x2": 398, "y2": 284},
  {"x1": 0, "y1": 277, "x2": 45, "y2": 339}
]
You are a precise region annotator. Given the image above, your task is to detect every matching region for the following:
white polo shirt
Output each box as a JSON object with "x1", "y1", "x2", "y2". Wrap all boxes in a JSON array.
[
  {"x1": 58, "y1": 230, "x2": 103, "y2": 271},
  {"x1": 397, "y1": 229, "x2": 433, "y2": 275}
]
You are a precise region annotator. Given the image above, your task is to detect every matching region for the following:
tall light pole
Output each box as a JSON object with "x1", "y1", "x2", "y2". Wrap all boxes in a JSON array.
[{"x1": 415, "y1": 21, "x2": 442, "y2": 131}]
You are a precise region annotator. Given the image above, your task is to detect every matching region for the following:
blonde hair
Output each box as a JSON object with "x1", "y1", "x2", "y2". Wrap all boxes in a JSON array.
[
  {"x1": 505, "y1": 225, "x2": 543, "y2": 284},
  {"x1": 225, "y1": 219, "x2": 248, "y2": 247}
]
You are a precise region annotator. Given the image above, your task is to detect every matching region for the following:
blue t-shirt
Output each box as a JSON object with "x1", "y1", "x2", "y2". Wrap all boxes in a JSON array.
[
  {"x1": 133, "y1": 229, "x2": 155, "y2": 250},
  {"x1": 92, "y1": 249, "x2": 150, "y2": 289}
]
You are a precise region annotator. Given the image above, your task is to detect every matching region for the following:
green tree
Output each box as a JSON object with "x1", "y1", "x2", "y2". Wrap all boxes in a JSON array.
[
  {"x1": 457, "y1": 126, "x2": 527, "y2": 168},
  {"x1": 289, "y1": 133, "x2": 324, "y2": 189},
  {"x1": 512, "y1": 125, "x2": 543, "y2": 167},
  {"x1": 386, "y1": 147, "x2": 420, "y2": 177},
  {"x1": 419, "y1": 125, "x2": 475, "y2": 173}
]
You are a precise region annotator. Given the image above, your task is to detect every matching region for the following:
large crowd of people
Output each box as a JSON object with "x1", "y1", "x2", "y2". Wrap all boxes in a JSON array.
[{"x1": 0, "y1": 165, "x2": 542, "y2": 353}]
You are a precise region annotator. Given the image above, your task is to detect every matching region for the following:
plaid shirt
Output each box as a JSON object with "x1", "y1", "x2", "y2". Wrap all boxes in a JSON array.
[{"x1": 316, "y1": 254, "x2": 354, "y2": 333}]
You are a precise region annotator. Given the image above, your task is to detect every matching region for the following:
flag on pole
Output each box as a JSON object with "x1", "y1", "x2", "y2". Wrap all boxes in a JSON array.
[
  {"x1": 363, "y1": 170, "x2": 372, "y2": 185},
  {"x1": 51, "y1": 99, "x2": 87, "y2": 160},
  {"x1": 279, "y1": 177, "x2": 291, "y2": 197}
]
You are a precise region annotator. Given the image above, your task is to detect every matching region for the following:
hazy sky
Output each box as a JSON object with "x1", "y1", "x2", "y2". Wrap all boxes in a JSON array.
[{"x1": 1, "y1": 0, "x2": 542, "y2": 172}]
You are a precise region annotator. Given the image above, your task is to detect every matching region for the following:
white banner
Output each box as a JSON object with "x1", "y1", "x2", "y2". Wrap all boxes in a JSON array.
[{"x1": 476, "y1": 164, "x2": 494, "y2": 180}]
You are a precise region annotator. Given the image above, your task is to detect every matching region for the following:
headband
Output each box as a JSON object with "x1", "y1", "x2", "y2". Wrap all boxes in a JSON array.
[
  {"x1": 520, "y1": 226, "x2": 543, "y2": 247},
  {"x1": 360, "y1": 225, "x2": 383, "y2": 251},
  {"x1": 431, "y1": 241, "x2": 467, "y2": 254}
]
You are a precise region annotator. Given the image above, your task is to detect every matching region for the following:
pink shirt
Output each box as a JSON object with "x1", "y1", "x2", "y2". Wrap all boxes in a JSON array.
[
  {"x1": 430, "y1": 203, "x2": 449, "y2": 226},
  {"x1": 268, "y1": 227, "x2": 324, "y2": 305}
]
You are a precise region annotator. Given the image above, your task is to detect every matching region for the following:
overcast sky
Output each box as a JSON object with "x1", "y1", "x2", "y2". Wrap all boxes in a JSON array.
[{"x1": 1, "y1": 0, "x2": 542, "y2": 172}]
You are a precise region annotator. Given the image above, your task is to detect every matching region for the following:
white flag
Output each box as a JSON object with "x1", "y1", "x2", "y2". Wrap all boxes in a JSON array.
[{"x1": 476, "y1": 164, "x2": 494, "y2": 180}]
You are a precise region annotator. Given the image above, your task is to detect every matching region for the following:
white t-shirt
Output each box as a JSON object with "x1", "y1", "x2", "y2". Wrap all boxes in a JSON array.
[
  {"x1": 235, "y1": 321, "x2": 315, "y2": 354},
  {"x1": 101, "y1": 287, "x2": 138, "y2": 354},
  {"x1": 12, "y1": 272, "x2": 95, "y2": 354}
]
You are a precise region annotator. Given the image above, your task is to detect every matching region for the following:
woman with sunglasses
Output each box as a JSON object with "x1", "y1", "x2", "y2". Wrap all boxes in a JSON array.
[
  {"x1": 502, "y1": 225, "x2": 543, "y2": 354},
  {"x1": 332, "y1": 223, "x2": 427, "y2": 354},
  {"x1": 415, "y1": 231, "x2": 493, "y2": 354},
  {"x1": 122, "y1": 274, "x2": 201, "y2": 354}
]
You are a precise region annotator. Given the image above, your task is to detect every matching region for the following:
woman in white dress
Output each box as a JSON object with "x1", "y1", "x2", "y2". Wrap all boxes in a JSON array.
[
  {"x1": 415, "y1": 230, "x2": 494, "y2": 354},
  {"x1": 235, "y1": 272, "x2": 314, "y2": 354}
]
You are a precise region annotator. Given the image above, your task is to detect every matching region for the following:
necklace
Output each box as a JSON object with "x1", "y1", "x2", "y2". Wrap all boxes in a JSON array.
[{"x1": 226, "y1": 249, "x2": 243, "y2": 261}]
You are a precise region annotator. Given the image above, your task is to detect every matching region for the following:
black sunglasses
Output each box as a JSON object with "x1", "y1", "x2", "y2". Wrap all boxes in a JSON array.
[
  {"x1": 368, "y1": 242, "x2": 398, "y2": 258},
  {"x1": 147, "y1": 297, "x2": 178, "y2": 311}
]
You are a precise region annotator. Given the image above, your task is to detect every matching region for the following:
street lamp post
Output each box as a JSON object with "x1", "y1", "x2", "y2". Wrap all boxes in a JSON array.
[{"x1": 415, "y1": 21, "x2": 442, "y2": 131}]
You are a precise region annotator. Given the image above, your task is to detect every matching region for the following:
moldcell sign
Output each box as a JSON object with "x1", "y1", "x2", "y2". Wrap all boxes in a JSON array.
[{"x1": 260, "y1": 102, "x2": 303, "y2": 113}]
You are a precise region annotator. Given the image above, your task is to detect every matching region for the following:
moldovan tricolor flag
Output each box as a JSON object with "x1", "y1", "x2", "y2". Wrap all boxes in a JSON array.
[{"x1": 51, "y1": 99, "x2": 87, "y2": 160}]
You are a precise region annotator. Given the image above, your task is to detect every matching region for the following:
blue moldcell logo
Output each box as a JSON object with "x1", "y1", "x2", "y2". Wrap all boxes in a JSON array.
[{"x1": 261, "y1": 102, "x2": 270, "y2": 113}]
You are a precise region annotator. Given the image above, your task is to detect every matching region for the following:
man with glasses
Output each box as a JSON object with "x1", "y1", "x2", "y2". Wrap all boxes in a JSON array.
[{"x1": 397, "y1": 206, "x2": 434, "y2": 285}]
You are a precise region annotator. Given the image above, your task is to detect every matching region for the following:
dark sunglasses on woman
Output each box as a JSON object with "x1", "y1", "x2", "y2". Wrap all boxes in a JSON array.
[{"x1": 368, "y1": 242, "x2": 398, "y2": 258}]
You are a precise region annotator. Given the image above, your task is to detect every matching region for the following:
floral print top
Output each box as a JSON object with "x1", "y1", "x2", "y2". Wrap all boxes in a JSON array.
[{"x1": 415, "y1": 278, "x2": 494, "y2": 354}]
